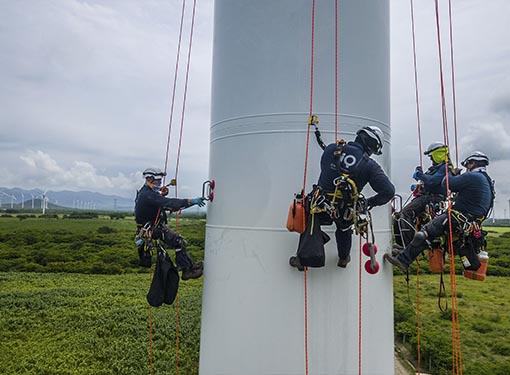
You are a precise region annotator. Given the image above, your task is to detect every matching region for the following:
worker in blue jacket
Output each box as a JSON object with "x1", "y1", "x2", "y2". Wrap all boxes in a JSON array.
[
  {"x1": 290, "y1": 126, "x2": 395, "y2": 269},
  {"x1": 135, "y1": 167, "x2": 205, "y2": 280},
  {"x1": 385, "y1": 151, "x2": 495, "y2": 272},
  {"x1": 394, "y1": 142, "x2": 456, "y2": 246}
]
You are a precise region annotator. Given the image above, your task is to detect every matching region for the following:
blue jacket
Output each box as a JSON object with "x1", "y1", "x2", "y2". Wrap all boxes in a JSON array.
[
  {"x1": 414, "y1": 162, "x2": 450, "y2": 196},
  {"x1": 443, "y1": 168, "x2": 494, "y2": 219},
  {"x1": 135, "y1": 184, "x2": 190, "y2": 225},
  {"x1": 318, "y1": 142, "x2": 395, "y2": 208}
]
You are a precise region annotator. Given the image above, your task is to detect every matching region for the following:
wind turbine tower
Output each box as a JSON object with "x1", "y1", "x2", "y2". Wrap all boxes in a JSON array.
[
  {"x1": 41, "y1": 190, "x2": 48, "y2": 214},
  {"x1": 201, "y1": 1, "x2": 393, "y2": 374},
  {"x1": 0, "y1": 191, "x2": 16, "y2": 209}
]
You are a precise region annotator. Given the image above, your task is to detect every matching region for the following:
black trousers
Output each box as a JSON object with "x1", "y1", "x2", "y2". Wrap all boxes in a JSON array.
[
  {"x1": 157, "y1": 225, "x2": 193, "y2": 270},
  {"x1": 317, "y1": 211, "x2": 353, "y2": 260},
  {"x1": 395, "y1": 193, "x2": 443, "y2": 246},
  {"x1": 398, "y1": 212, "x2": 459, "y2": 265}
]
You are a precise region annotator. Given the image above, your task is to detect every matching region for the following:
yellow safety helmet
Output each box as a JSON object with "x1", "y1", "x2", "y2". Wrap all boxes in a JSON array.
[{"x1": 424, "y1": 142, "x2": 448, "y2": 164}]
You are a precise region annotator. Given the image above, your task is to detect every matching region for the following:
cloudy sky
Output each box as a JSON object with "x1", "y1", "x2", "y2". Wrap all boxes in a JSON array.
[{"x1": 1, "y1": 1, "x2": 509, "y2": 216}]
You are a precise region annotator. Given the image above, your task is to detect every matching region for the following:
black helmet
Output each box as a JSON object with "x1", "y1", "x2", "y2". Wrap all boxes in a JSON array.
[
  {"x1": 356, "y1": 126, "x2": 384, "y2": 155},
  {"x1": 142, "y1": 167, "x2": 166, "y2": 179},
  {"x1": 461, "y1": 151, "x2": 489, "y2": 167}
]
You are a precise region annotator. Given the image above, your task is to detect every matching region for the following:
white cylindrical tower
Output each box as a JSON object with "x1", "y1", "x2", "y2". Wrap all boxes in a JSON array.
[{"x1": 200, "y1": 1, "x2": 393, "y2": 374}]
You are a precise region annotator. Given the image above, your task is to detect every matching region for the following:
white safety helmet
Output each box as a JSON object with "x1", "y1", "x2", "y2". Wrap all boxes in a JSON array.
[
  {"x1": 461, "y1": 151, "x2": 489, "y2": 167},
  {"x1": 142, "y1": 167, "x2": 166, "y2": 179},
  {"x1": 356, "y1": 126, "x2": 384, "y2": 155}
]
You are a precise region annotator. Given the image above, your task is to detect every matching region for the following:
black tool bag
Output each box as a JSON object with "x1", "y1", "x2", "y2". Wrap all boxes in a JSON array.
[
  {"x1": 455, "y1": 234, "x2": 482, "y2": 271},
  {"x1": 147, "y1": 248, "x2": 180, "y2": 307},
  {"x1": 296, "y1": 213, "x2": 331, "y2": 268}
]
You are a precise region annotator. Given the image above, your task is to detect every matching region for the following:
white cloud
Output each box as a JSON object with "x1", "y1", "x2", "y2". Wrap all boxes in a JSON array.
[
  {"x1": 459, "y1": 122, "x2": 510, "y2": 162},
  {"x1": 15, "y1": 150, "x2": 139, "y2": 197},
  {"x1": 0, "y1": 0, "x2": 508, "y2": 214}
]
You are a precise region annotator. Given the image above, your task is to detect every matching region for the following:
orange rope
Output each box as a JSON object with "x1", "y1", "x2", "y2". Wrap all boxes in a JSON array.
[
  {"x1": 434, "y1": 0, "x2": 463, "y2": 371},
  {"x1": 149, "y1": 269, "x2": 154, "y2": 375},
  {"x1": 174, "y1": 0, "x2": 197, "y2": 184},
  {"x1": 334, "y1": 0, "x2": 339, "y2": 140},
  {"x1": 163, "y1": 0, "x2": 187, "y2": 182},
  {"x1": 415, "y1": 260, "x2": 421, "y2": 375},
  {"x1": 175, "y1": 294, "x2": 180, "y2": 375},
  {"x1": 447, "y1": 0, "x2": 459, "y2": 167},
  {"x1": 409, "y1": 0, "x2": 423, "y2": 167},
  {"x1": 302, "y1": 0, "x2": 316, "y2": 195},
  {"x1": 302, "y1": 3, "x2": 316, "y2": 373},
  {"x1": 303, "y1": 267, "x2": 309, "y2": 375},
  {"x1": 358, "y1": 235, "x2": 362, "y2": 375},
  {"x1": 409, "y1": 2, "x2": 424, "y2": 370}
]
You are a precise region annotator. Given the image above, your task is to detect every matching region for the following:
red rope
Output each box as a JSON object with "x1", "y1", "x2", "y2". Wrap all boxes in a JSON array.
[
  {"x1": 433, "y1": 0, "x2": 450, "y2": 148},
  {"x1": 358, "y1": 235, "x2": 362, "y2": 375},
  {"x1": 174, "y1": 0, "x2": 198, "y2": 186},
  {"x1": 301, "y1": 3, "x2": 316, "y2": 374},
  {"x1": 302, "y1": 0, "x2": 316, "y2": 195},
  {"x1": 172, "y1": 0, "x2": 197, "y2": 368},
  {"x1": 309, "y1": 0, "x2": 315, "y2": 118},
  {"x1": 415, "y1": 261, "x2": 421, "y2": 375},
  {"x1": 303, "y1": 267, "x2": 309, "y2": 375},
  {"x1": 334, "y1": 0, "x2": 339, "y2": 140},
  {"x1": 175, "y1": 294, "x2": 180, "y2": 375},
  {"x1": 149, "y1": 270, "x2": 154, "y2": 375},
  {"x1": 163, "y1": 0, "x2": 187, "y2": 182},
  {"x1": 434, "y1": 2, "x2": 463, "y2": 371},
  {"x1": 155, "y1": 0, "x2": 197, "y2": 373},
  {"x1": 447, "y1": 0, "x2": 460, "y2": 167},
  {"x1": 409, "y1": 0, "x2": 423, "y2": 167}
]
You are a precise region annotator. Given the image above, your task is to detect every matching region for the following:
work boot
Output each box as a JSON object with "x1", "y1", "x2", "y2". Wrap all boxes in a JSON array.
[
  {"x1": 289, "y1": 256, "x2": 304, "y2": 271},
  {"x1": 383, "y1": 253, "x2": 409, "y2": 272},
  {"x1": 337, "y1": 255, "x2": 351, "y2": 268},
  {"x1": 392, "y1": 244, "x2": 404, "y2": 257},
  {"x1": 181, "y1": 261, "x2": 203, "y2": 280}
]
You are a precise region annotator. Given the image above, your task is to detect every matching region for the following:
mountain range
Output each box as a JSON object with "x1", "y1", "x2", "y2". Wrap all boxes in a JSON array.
[{"x1": 0, "y1": 187, "x2": 134, "y2": 212}]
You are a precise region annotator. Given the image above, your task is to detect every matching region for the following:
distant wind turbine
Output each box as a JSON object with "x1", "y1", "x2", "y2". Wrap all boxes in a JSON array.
[
  {"x1": 0, "y1": 191, "x2": 16, "y2": 208},
  {"x1": 41, "y1": 190, "x2": 48, "y2": 214}
]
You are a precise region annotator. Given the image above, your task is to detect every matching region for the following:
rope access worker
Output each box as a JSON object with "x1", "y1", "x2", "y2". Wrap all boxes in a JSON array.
[
  {"x1": 384, "y1": 151, "x2": 495, "y2": 272},
  {"x1": 135, "y1": 167, "x2": 205, "y2": 280},
  {"x1": 290, "y1": 126, "x2": 395, "y2": 269},
  {"x1": 394, "y1": 142, "x2": 457, "y2": 247}
]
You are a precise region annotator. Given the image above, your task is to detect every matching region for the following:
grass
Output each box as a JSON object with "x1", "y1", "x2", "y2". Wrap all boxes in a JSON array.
[
  {"x1": 0, "y1": 216, "x2": 205, "y2": 274},
  {"x1": 394, "y1": 274, "x2": 510, "y2": 375},
  {"x1": 0, "y1": 272, "x2": 202, "y2": 375},
  {"x1": 1, "y1": 216, "x2": 510, "y2": 374}
]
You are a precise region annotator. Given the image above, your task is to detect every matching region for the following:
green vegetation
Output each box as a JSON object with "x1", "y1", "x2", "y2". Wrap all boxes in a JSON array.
[
  {"x1": 0, "y1": 216, "x2": 205, "y2": 274},
  {"x1": 394, "y1": 275, "x2": 510, "y2": 375},
  {"x1": 0, "y1": 216, "x2": 509, "y2": 374},
  {"x1": 0, "y1": 272, "x2": 202, "y2": 375}
]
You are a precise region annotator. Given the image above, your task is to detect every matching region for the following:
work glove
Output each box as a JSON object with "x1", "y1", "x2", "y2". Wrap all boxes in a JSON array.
[
  {"x1": 412, "y1": 166, "x2": 423, "y2": 181},
  {"x1": 160, "y1": 186, "x2": 169, "y2": 196},
  {"x1": 190, "y1": 197, "x2": 206, "y2": 207},
  {"x1": 453, "y1": 167, "x2": 462, "y2": 175}
]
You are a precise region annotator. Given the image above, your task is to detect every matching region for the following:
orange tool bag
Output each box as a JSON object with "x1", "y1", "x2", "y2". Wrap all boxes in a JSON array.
[{"x1": 286, "y1": 192, "x2": 307, "y2": 234}]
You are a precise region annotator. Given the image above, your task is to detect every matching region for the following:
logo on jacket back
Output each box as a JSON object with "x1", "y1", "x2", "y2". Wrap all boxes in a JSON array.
[{"x1": 335, "y1": 143, "x2": 366, "y2": 176}]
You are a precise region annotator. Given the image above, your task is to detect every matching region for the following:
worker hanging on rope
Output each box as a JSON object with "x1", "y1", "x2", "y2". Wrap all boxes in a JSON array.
[
  {"x1": 393, "y1": 142, "x2": 459, "y2": 247},
  {"x1": 385, "y1": 151, "x2": 495, "y2": 273},
  {"x1": 135, "y1": 167, "x2": 205, "y2": 280},
  {"x1": 289, "y1": 126, "x2": 395, "y2": 270}
]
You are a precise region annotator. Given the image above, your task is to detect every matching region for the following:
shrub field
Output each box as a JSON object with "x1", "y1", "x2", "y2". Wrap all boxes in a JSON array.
[{"x1": 0, "y1": 216, "x2": 509, "y2": 374}]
